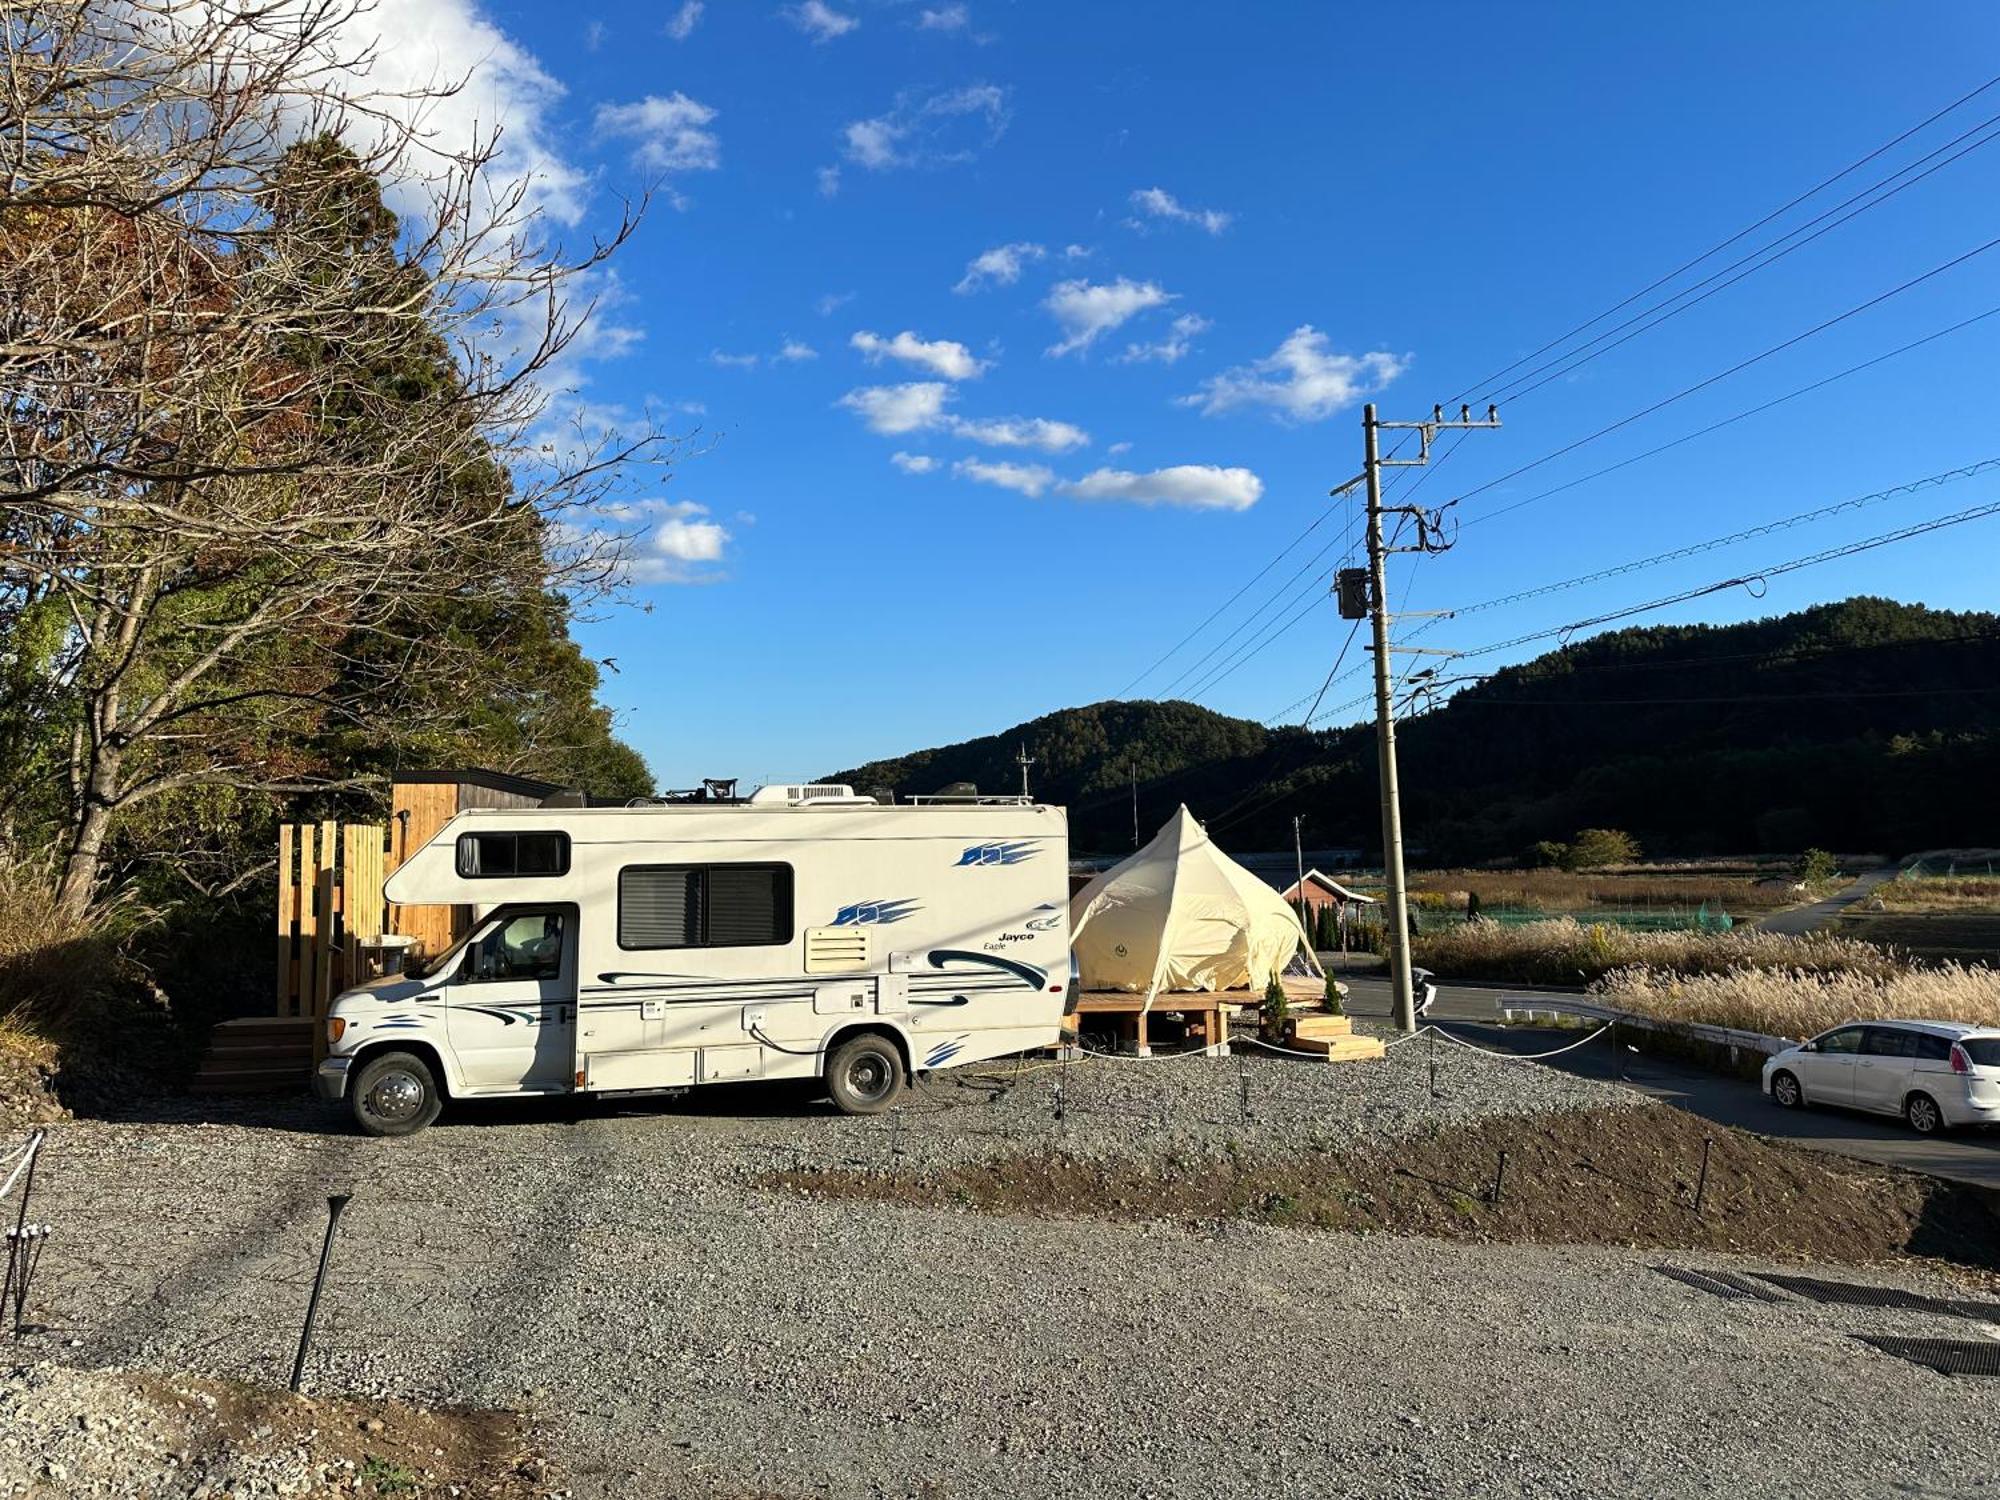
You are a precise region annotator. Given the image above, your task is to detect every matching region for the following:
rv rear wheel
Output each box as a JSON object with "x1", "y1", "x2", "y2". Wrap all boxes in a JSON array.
[
  {"x1": 825, "y1": 1034, "x2": 905, "y2": 1116},
  {"x1": 351, "y1": 1050, "x2": 443, "y2": 1137}
]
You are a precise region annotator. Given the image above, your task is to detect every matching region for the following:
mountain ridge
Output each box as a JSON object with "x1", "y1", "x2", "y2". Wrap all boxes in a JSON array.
[{"x1": 826, "y1": 597, "x2": 2000, "y2": 859}]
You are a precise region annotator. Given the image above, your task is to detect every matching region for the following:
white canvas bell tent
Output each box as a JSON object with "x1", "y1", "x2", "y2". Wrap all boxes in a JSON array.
[{"x1": 1069, "y1": 805, "x2": 1323, "y2": 1009}]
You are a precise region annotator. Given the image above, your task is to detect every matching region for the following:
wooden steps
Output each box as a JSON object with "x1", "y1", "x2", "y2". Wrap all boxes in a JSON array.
[
  {"x1": 191, "y1": 1017, "x2": 313, "y2": 1095},
  {"x1": 1285, "y1": 1032, "x2": 1387, "y2": 1063},
  {"x1": 1289, "y1": 1014, "x2": 1353, "y2": 1040}
]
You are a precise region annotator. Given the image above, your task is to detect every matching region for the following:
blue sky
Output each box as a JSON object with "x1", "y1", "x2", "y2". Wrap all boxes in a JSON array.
[{"x1": 434, "y1": 0, "x2": 2000, "y2": 788}]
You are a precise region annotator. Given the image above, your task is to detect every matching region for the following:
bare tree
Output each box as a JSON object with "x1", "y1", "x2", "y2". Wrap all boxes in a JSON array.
[{"x1": 0, "y1": 1, "x2": 661, "y2": 917}]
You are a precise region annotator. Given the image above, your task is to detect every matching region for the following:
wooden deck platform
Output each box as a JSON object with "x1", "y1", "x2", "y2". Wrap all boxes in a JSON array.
[{"x1": 1067, "y1": 991, "x2": 1240, "y2": 1058}]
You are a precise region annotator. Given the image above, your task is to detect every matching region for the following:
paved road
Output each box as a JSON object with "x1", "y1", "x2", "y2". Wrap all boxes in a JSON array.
[
  {"x1": 1753, "y1": 866, "x2": 1899, "y2": 935},
  {"x1": 1334, "y1": 973, "x2": 2000, "y2": 1189}
]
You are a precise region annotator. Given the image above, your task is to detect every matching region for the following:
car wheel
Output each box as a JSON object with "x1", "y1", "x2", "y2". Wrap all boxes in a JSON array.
[
  {"x1": 1769, "y1": 1070, "x2": 1804, "y2": 1109},
  {"x1": 825, "y1": 1034, "x2": 904, "y2": 1116},
  {"x1": 1904, "y1": 1091, "x2": 1946, "y2": 1136},
  {"x1": 351, "y1": 1050, "x2": 444, "y2": 1137}
]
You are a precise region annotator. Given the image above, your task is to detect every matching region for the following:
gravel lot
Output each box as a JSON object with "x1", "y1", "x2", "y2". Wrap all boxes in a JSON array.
[{"x1": 13, "y1": 1037, "x2": 2000, "y2": 1499}]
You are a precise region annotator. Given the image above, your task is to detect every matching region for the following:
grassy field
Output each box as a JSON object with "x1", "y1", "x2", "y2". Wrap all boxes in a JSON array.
[
  {"x1": 1403, "y1": 865, "x2": 1803, "y2": 921},
  {"x1": 1599, "y1": 961, "x2": 2000, "y2": 1038},
  {"x1": 1875, "y1": 873, "x2": 2000, "y2": 910},
  {"x1": 1408, "y1": 916, "x2": 1898, "y2": 988},
  {"x1": 1836, "y1": 911, "x2": 2000, "y2": 967}
]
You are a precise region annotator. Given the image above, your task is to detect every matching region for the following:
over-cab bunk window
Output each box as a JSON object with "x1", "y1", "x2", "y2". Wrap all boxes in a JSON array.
[
  {"x1": 618, "y1": 863, "x2": 793, "y2": 949},
  {"x1": 455, "y1": 830, "x2": 571, "y2": 878}
]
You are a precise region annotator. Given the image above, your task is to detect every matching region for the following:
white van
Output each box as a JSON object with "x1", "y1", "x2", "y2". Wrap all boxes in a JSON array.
[{"x1": 314, "y1": 786, "x2": 1070, "y2": 1135}]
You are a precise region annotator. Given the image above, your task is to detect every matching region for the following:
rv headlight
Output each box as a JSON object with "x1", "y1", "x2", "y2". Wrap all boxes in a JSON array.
[{"x1": 326, "y1": 1016, "x2": 346, "y2": 1046}]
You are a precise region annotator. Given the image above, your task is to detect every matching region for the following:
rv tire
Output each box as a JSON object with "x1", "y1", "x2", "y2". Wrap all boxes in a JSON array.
[
  {"x1": 351, "y1": 1050, "x2": 444, "y2": 1137},
  {"x1": 825, "y1": 1033, "x2": 905, "y2": 1116}
]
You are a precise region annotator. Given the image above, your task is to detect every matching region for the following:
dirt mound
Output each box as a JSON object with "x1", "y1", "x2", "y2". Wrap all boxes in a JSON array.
[
  {"x1": 0, "y1": 1361, "x2": 564, "y2": 1498},
  {"x1": 771, "y1": 1105, "x2": 2000, "y2": 1277},
  {"x1": 0, "y1": 1035, "x2": 65, "y2": 1130}
]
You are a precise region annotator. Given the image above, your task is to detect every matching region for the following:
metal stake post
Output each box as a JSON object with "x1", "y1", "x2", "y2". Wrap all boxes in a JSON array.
[
  {"x1": 289, "y1": 1194, "x2": 352, "y2": 1393},
  {"x1": 1693, "y1": 1136, "x2": 1714, "y2": 1216}
]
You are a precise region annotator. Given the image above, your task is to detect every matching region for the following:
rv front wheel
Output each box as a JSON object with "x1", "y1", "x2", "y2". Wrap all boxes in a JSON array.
[
  {"x1": 825, "y1": 1034, "x2": 904, "y2": 1116},
  {"x1": 351, "y1": 1050, "x2": 443, "y2": 1137}
]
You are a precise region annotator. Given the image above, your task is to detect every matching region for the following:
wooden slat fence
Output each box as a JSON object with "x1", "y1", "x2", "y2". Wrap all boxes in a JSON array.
[{"x1": 276, "y1": 821, "x2": 389, "y2": 1019}]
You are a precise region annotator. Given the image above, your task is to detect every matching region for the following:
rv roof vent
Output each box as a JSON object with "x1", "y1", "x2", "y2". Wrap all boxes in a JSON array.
[{"x1": 746, "y1": 783, "x2": 877, "y2": 806}]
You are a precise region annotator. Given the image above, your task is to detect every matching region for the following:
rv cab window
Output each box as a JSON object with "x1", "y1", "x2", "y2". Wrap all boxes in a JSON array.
[
  {"x1": 462, "y1": 911, "x2": 567, "y2": 983},
  {"x1": 456, "y1": 831, "x2": 570, "y2": 878}
]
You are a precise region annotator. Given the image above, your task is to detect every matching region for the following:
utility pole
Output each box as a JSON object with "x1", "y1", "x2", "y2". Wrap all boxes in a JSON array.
[
  {"x1": 1293, "y1": 814, "x2": 1307, "y2": 936},
  {"x1": 1343, "y1": 401, "x2": 1501, "y2": 1031},
  {"x1": 1016, "y1": 744, "x2": 1035, "y2": 799},
  {"x1": 1130, "y1": 761, "x2": 1139, "y2": 848}
]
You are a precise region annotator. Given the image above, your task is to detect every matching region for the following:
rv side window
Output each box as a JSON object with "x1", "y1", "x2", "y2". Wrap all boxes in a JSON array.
[
  {"x1": 456, "y1": 831, "x2": 571, "y2": 879},
  {"x1": 619, "y1": 864, "x2": 792, "y2": 949}
]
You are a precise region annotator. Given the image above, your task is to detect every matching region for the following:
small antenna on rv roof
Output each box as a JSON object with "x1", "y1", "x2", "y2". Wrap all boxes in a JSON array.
[{"x1": 1016, "y1": 744, "x2": 1035, "y2": 799}]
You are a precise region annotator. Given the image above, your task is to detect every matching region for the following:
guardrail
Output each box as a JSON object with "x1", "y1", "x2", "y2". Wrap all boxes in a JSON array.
[{"x1": 1495, "y1": 994, "x2": 1795, "y2": 1066}]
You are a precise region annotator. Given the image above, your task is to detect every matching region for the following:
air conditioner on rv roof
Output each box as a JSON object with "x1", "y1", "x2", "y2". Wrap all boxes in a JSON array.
[{"x1": 747, "y1": 783, "x2": 876, "y2": 806}]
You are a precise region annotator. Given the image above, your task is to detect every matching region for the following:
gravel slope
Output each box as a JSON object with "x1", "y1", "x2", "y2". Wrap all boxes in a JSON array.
[{"x1": 16, "y1": 1039, "x2": 2000, "y2": 1499}]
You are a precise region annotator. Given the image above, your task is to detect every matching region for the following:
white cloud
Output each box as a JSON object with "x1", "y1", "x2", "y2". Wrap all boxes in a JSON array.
[
  {"x1": 584, "y1": 20, "x2": 606, "y2": 50},
  {"x1": 1107, "y1": 440, "x2": 1133, "y2": 455},
  {"x1": 664, "y1": 1, "x2": 703, "y2": 39},
  {"x1": 331, "y1": 0, "x2": 590, "y2": 226},
  {"x1": 890, "y1": 451, "x2": 938, "y2": 474},
  {"x1": 816, "y1": 165, "x2": 842, "y2": 197},
  {"x1": 816, "y1": 290, "x2": 856, "y2": 316},
  {"x1": 838, "y1": 381, "x2": 955, "y2": 434},
  {"x1": 1062, "y1": 243, "x2": 1092, "y2": 260},
  {"x1": 1182, "y1": 326, "x2": 1405, "y2": 422},
  {"x1": 783, "y1": 0, "x2": 858, "y2": 41},
  {"x1": 594, "y1": 92, "x2": 720, "y2": 175},
  {"x1": 613, "y1": 500, "x2": 731, "y2": 583},
  {"x1": 918, "y1": 3, "x2": 970, "y2": 28},
  {"x1": 851, "y1": 329, "x2": 987, "y2": 380},
  {"x1": 1128, "y1": 186, "x2": 1232, "y2": 235},
  {"x1": 710, "y1": 350, "x2": 760, "y2": 369},
  {"x1": 1116, "y1": 312, "x2": 1211, "y2": 365},
  {"x1": 1062, "y1": 465, "x2": 1263, "y2": 511},
  {"x1": 946, "y1": 415, "x2": 1088, "y2": 453},
  {"x1": 954, "y1": 457, "x2": 1056, "y2": 498},
  {"x1": 840, "y1": 85, "x2": 1009, "y2": 174},
  {"x1": 1044, "y1": 277, "x2": 1175, "y2": 357},
  {"x1": 954, "y1": 241, "x2": 1044, "y2": 294},
  {"x1": 777, "y1": 339, "x2": 818, "y2": 362}
]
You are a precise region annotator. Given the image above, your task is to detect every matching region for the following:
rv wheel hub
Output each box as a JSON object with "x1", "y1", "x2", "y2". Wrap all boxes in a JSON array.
[{"x1": 368, "y1": 1071, "x2": 424, "y2": 1122}]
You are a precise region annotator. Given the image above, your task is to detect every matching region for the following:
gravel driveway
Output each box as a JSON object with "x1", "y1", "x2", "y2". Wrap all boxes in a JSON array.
[{"x1": 17, "y1": 1038, "x2": 2000, "y2": 1499}]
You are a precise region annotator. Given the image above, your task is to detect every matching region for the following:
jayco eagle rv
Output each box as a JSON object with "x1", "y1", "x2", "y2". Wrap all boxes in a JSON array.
[{"x1": 314, "y1": 785, "x2": 1070, "y2": 1135}]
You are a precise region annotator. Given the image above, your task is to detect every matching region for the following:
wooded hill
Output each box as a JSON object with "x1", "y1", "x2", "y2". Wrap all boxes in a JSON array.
[{"x1": 828, "y1": 597, "x2": 2000, "y2": 860}]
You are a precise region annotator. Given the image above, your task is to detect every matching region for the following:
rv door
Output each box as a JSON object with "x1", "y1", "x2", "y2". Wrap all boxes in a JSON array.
[{"x1": 441, "y1": 905, "x2": 579, "y2": 1094}]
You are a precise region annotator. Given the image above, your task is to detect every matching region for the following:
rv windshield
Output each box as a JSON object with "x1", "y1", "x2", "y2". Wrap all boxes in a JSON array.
[{"x1": 408, "y1": 921, "x2": 486, "y2": 981}]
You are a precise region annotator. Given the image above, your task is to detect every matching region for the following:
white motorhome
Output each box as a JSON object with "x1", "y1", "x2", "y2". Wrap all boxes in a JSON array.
[{"x1": 314, "y1": 786, "x2": 1070, "y2": 1135}]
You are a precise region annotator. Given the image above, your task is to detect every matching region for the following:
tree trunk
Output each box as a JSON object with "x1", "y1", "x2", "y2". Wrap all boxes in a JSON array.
[{"x1": 55, "y1": 752, "x2": 120, "y2": 923}]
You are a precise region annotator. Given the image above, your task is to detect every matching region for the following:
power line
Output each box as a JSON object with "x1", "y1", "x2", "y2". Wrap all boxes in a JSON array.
[
  {"x1": 1113, "y1": 506, "x2": 1334, "y2": 697},
  {"x1": 1463, "y1": 303, "x2": 2000, "y2": 529},
  {"x1": 1451, "y1": 457, "x2": 2000, "y2": 618},
  {"x1": 1481, "y1": 108, "x2": 2000, "y2": 405},
  {"x1": 1452, "y1": 684, "x2": 2000, "y2": 707},
  {"x1": 1452, "y1": 233, "x2": 2000, "y2": 511},
  {"x1": 1451, "y1": 495, "x2": 2000, "y2": 663},
  {"x1": 1453, "y1": 70, "x2": 2000, "y2": 402}
]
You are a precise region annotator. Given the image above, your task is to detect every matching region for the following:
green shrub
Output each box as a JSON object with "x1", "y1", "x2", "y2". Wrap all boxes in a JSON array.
[
  {"x1": 1566, "y1": 828, "x2": 1640, "y2": 870},
  {"x1": 1796, "y1": 848, "x2": 1839, "y2": 885},
  {"x1": 1261, "y1": 971, "x2": 1289, "y2": 1039},
  {"x1": 1323, "y1": 973, "x2": 1345, "y2": 1016}
]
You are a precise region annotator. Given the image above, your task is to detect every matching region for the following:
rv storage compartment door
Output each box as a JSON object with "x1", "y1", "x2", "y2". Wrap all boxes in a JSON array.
[
  {"x1": 874, "y1": 973, "x2": 910, "y2": 1014},
  {"x1": 701, "y1": 1046, "x2": 762, "y2": 1083},
  {"x1": 584, "y1": 1049, "x2": 696, "y2": 1092},
  {"x1": 815, "y1": 982, "x2": 871, "y2": 1016}
]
